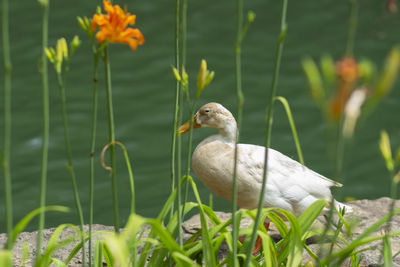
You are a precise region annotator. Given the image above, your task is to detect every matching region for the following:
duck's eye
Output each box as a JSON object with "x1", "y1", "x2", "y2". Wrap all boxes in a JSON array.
[{"x1": 205, "y1": 109, "x2": 210, "y2": 113}]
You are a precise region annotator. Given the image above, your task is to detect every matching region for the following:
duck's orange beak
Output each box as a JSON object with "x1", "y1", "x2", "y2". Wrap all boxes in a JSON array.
[{"x1": 179, "y1": 114, "x2": 201, "y2": 134}]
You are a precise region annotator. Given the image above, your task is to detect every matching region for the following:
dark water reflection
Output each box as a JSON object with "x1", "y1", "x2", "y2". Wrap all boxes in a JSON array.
[{"x1": 1, "y1": 0, "x2": 399, "y2": 230}]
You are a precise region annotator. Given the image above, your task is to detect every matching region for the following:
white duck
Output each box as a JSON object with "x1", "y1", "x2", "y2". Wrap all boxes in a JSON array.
[{"x1": 179, "y1": 102, "x2": 351, "y2": 216}]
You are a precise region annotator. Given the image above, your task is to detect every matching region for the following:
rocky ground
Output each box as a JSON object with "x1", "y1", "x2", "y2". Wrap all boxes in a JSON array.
[{"x1": 1, "y1": 197, "x2": 399, "y2": 266}]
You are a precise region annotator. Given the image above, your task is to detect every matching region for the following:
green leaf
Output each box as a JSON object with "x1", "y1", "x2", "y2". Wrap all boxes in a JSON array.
[
  {"x1": 172, "y1": 251, "x2": 200, "y2": 267},
  {"x1": 0, "y1": 250, "x2": 12, "y2": 267},
  {"x1": 189, "y1": 176, "x2": 217, "y2": 266},
  {"x1": 50, "y1": 258, "x2": 67, "y2": 267},
  {"x1": 12, "y1": 206, "x2": 69, "y2": 244},
  {"x1": 35, "y1": 224, "x2": 80, "y2": 267},
  {"x1": 383, "y1": 235, "x2": 393, "y2": 267},
  {"x1": 320, "y1": 54, "x2": 336, "y2": 86},
  {"x1": 102, "y1": 241, "x2": 114, "y2": 267},
  {"x1": 376, "y1": 46, "x2": 400, "y2": 99},
  {"x1": 298, "y1": 199, "x2": 327, "y2": 234},
  {"x1": 358, "y1": 58, "x2": 376, "y2": 84},
  {"x1": 259, "y1": 231, "x2": 278, "y2": 267},
  {"x1": 94, "y1": 241, "x2": 104, "y2": 267},
  {"x1": 103, "y1": 234, "x2": 130, "y2": 267},
  {"x1": 302, "y1": 57, "x2": 325, "y2": 104}
]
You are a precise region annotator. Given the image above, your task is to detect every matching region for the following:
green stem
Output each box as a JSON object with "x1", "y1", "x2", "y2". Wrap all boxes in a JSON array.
[
  {"x1": 1, "y1": 0, "x2": 13, "y2": 250},
  {"x1": 36, "y1": 0, "x2": 50, "y2": 261},
  {"x1": 334, "y1": 121, "x2": 345, "y2": 184},
  {"x1": 182, "y1": 97, "x2": 197, "y2": 221},
  {"x1": 232, "y1": 0, "x2": 244, "y2": 264},
  {"x1": 244, "y1": 0, "x2": 288, "y2": 265},
  {"x1": 345, "y1": 0, "x2": 358, "y2": 56},
  {"x1": 103, "y1": 47, "x2": 120, "y2": 233},
  {"x1": 55, "y1": 70, "x2": 86, "y2": 266},
  {"x1": 88, "y1": 49, "x2": 99, "y2": 266},
  {"x1": 170, "y1": 0, "x2": 182, "y2": 248},
  {"x1": 176, "y1": 0, "x2": 188, "y2": 249}
]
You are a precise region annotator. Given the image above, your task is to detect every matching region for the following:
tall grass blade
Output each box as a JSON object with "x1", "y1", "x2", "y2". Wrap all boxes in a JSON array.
[{"x1": 189, "y1": 176, "x2": 217, "y2": 266}]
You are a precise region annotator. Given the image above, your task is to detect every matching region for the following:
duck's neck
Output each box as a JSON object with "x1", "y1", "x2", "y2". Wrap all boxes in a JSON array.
[{"x1": 217, "y1": 119, "x2": 237, "y2": 144}]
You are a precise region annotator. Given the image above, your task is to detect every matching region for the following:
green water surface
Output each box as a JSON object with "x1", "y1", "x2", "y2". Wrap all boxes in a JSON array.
[{"x1": 0, "y1": 0, "x2": 399, "y2": 231}]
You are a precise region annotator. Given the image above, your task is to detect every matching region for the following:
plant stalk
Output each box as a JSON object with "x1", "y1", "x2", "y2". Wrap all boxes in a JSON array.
[
  {"x1": 1, "y1": 0, "x2": 13, "y2": 250},
  {"x1": 103, "y1": 47, "x2": 120, "y2": 233},
  {"x1": 170, "y1": 0, "x2": 182, "y2": 247},
  {"x1": 232, "y1": 0, "x2": 244, "y2": 264},
  {"x1": 36, "y1": 0, "x2": 50, "y2": 261},
  {"x1": 88, "y1": 49, "x2": 99, "y2": 266},
  {"x1": 55, "y1": 70, "x2": 86, "y2": 267},
  {"x1": 345, "y1": 0, "x2": 358, "y2": 56},
  {"x1": 177, "y1": 0, "x2": 188, "y2": 248},
  {"x1": 244, "y1": 0, "x2": 288, "y2": 265}
]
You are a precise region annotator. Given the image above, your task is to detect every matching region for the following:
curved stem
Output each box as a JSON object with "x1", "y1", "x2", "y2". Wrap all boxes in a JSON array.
[
  {"x1": 103, "y1": 47, "x2": 120, "y2": 233},
  {"x1": 88, "y1": 50, "x2": 99, "y2": 266},
  {"x1": 244, "y1": 0, "x2": 288, "y2": 265},
  {"x1": 274, "y1": 96, "x2": 304, "y2": 165},
  {"x1": 56, "y1": 71, "x2": 86, "y2": 267},
  {"x1": 1, "y1": 0, "x2": 13, "y2": 250},
  {"x1": 36, "y1": 0, "x2": 50, "y2": 261}
]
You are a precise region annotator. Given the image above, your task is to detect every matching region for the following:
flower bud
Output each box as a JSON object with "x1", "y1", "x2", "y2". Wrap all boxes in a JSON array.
[
  {"x1": 379, "y1": 131, "x2": 394, "y2": 172},
  {"x1": 171, "y1": 66, "x2": 181, "y2": 82},
  {"x1": 77, "y1": 17, "x2": 87, "y2": 32},
  {"x1": 44, "y1": 48, "x2": 55, "y2": 64},
  {"x1": 197, "y1": 59, "x2": 207, "y2": 91},
  {"x1": 247, "y1": 11, "x2": 256, "y2": 23},
  {"x1": 70, "y1": 36, "x2": 81, "y2": 56}
]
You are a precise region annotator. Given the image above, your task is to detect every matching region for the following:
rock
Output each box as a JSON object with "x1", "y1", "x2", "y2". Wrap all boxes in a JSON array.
[
  {"x1": 182, "y1": 197, "x2": 400, "y2": 266},
  {"x1": 1, "y1": 198, "x2": 400, "y2": 266},
  {"x1": 0, "y1": 225, "x2": 115, "y2": 267}
]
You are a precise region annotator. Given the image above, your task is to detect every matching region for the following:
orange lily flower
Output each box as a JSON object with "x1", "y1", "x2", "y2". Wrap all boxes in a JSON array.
[
  {"x1": 330, "y1": 56, "x2": 359, "y2": 120},
  {"x1": 91, "y1": 0, "x2": 145, "y2": 51}
]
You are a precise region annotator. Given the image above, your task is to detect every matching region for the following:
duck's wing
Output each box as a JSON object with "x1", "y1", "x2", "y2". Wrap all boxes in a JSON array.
[{"x1": 236, "y1": 144, "x2": 340, "y2": 214}]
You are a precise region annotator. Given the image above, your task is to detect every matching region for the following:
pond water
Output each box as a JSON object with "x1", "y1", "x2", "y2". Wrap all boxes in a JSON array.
[{"x1": 1, "y1": 0, "x2": 399, "y2": 231}]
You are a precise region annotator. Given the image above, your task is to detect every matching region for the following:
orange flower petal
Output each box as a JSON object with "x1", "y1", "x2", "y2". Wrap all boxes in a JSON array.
[{"x1": 91, "y1": 0, "x2": 144, "y2": 50}]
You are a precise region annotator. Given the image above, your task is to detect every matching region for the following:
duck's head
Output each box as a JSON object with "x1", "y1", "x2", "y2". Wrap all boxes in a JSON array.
[{"x1": 179, "y1": 103, "x2": 237, "y2": 140}]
